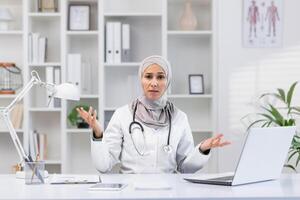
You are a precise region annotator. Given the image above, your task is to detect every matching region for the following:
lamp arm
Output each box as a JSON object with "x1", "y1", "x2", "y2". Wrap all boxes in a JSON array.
[
  {"x1": 2, "y1": 112, "x2": 28, "y2": 163},
  {"x1": 5, "y1": 76, "x2": 38, "y2": 113}
]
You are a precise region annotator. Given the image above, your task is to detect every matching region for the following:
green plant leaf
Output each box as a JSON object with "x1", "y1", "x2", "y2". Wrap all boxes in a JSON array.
[
  {"x1": 287, "y1": 82, "x2": 298, "y2": 108},
  {"x1": 258, "y1": 113, "x2": 276, "y2": 124},
  {"x1": 67, "y1": 104, "x2": 90, "y2": 126},
  {"x1": 296, "y1": 152, "x2": 300, "y2": 167},
  {"x1": 259, "y1": 92, "x2": 275, "y2": 99},
  {"x1": 262, "y1": 104, "x2": 284, "y2": 126},
  {"x1": 277, "y1": 88, "x2": 286, "y2": 102},
  {"x1": 288, "y1": 150, "x2": 298, "y2": 162},
  {"x1": 247, "y1": 119, "x2": 268, "y2": 131},
  {"x1": 284, "y1": 164, "x2": 297, "y2": 172}
]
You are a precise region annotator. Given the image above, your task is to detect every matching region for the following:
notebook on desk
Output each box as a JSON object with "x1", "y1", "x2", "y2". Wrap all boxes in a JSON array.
[
  {"x1": 50, "y1": 174, "x2": 100, "y2": 184},
  {"x1": 184, "y1": 126, "x2": 296, "y2": 186}
]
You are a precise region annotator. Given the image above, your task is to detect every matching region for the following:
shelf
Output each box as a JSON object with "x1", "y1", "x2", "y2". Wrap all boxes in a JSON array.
[
  {"x1": 66, "y1": 129, "x2": 92, "y2": 134},
  {"x1": 104, "y1": 107, "x2": 117, "y2": 111},
  {"x1": 44, "y1": 160, "x2": 61, "y2": 164},
  {"x1": 104, "y1": 13, "x2": 162, "y2": 17},
  {"x1": 192, "y1": 129, "x2": 213, "y2": 133},
  {"x1": 80, "y1": 95, "x2": 99, "y2": 99},
  {"x1": 28, "y1": 13, "x2": 61, "y2": 17},
  {"x1": 104, "y1": 62, "x2": 140, "y2": 67},
  {"x1": 66, "y1": 31, "x2": 99, "y2": 36},
  {"x1": 169, "y1": 0, "x2": 211, "y2": 6},
  {"x1": 168, "y1": 30, "x2": 212, "y2": 36},
  {"x1": 29, "y1": 62, "x2": 61, "y2": 67},
  {"x1": 0, "y1": 94, "x2": 18, "y2": 99},
  {"x1": 168, "y1": 94, "x2": 213, "y2": 98},
  {"x1": 0, "y1": 129, "x2": 23, "y2": 133},
  {"x1": 29, "y1": 108, "x2": 61, "y2": 112},
  {"x1": 0, "y1": 31, "x2": 23, "y2": 35}
]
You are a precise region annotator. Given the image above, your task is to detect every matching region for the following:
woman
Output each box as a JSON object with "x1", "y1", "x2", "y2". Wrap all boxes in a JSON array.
[{"x1": 77, "y1": 55, "x2": 230, "y2": 174}]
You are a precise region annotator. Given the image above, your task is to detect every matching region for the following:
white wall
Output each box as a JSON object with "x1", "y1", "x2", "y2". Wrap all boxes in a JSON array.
[{"x1": 217, "y1": 0, "x2": 300, "y2": 172}]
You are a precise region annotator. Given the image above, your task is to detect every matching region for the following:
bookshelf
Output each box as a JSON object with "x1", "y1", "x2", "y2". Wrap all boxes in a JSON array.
[{"x1": 0, "y1": 0, "x2": 217, "y2": 174}]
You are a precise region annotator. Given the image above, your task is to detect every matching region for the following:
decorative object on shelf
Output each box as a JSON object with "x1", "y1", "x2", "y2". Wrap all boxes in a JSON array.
[
  {"x1": 0, "y1": 8, "x2": 13, "y2": 30},
  {"x1": 38, "y1": 0, "x2": 58, "y2": 13},
  {"x1": 0, "y1": 70, "x2": 79, "y2": 181},
  {"x1": 179, "y1": 0, "x2": 198, "y2": 31},
  {"x1": 68, "y1": 105, "x2": 90, "y2": 128},
  {"x1": 0, "y1": 62, "x2": 22, "y2": 95},
  {"x1": 68, "y1": 4, "x2": 90, "y2": 31},
  {"x1": 242, "y1": 82, "x2": 300, "y2": 172},
  {"x1": 189, "y1": 74, "x2": 204, "y2": 94},
  {"x1": 243, "y1": 0, "x2": 283, "y2": 48}
]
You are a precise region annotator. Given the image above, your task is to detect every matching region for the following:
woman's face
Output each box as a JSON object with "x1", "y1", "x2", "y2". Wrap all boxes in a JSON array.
[{"x1": 141, "y1": 64, "x2": 167, "y2": 101}]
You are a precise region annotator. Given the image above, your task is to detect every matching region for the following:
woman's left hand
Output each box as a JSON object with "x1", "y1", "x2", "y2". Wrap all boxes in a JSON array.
[{"x1": 199, "y1": 134, "x2": 231, "y2": 152}]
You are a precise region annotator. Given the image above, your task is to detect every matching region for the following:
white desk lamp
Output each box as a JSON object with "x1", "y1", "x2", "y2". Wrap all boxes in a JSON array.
[
  {"x1": 0, "y1": 8, "x2": 13, "y2": 31},
  {"x1": 0, "y1": 71, "x2": 80, "y2": 179}
]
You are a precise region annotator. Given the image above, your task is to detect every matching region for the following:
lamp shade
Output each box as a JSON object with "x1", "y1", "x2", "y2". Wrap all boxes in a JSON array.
[
  {"x1": 53, "y1": 83, "x2": 80, "y2": 101},
  {"x1": 0, "y1": 8, "x2": 13, "y2": 21}
]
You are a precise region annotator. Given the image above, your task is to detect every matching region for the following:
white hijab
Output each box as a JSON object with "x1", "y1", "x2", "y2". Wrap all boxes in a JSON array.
[{"x1": 130, "y1": 55, "x2": 177, "y2": 129}]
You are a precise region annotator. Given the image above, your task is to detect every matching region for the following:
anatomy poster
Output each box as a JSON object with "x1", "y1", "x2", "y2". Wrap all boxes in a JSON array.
[{"x1": 243, "y1": 0, "x2": 282, "y2": 48}]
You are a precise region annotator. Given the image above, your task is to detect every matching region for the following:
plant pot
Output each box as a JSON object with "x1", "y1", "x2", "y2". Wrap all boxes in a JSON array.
[{"x1": 77, "y1": 122, "x2": 89, "y2": 129}]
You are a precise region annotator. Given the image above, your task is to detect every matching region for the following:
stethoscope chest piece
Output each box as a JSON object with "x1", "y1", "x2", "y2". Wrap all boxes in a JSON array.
[{"x1": 163, "y1": 145, "x2": 173, "y2": 153}]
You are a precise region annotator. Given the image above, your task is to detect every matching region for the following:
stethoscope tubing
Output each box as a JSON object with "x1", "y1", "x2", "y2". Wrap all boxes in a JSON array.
[{"x1": 129, "y1": 101, "x2": 172, "y2": 156}]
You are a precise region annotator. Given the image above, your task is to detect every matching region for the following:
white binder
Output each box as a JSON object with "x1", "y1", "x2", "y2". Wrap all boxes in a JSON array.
[
  {"x1": 122, "y1": 24, "x2": 130, "y2": 62},
  {"x1": 32, "y1": 32, "x2": 40, "y2": 64},
  {"x1": 105, "y1": 22, "x2": 114, "y2": 63},
  {"x1": 45, "y1": 66, "x2": 54, "y2": 107},
  {"x1": 38, "y1": 37, "x2": 47, "y2": 63},
  {"x1": 53, "y1": 67, "x2": 61, "y2": 107},
  {"x1": 67, "y1": 54, "x2": 81, "y2": 92},
  {"x1": 113, "y1": 22, "x2": 121, "y2": 63}
]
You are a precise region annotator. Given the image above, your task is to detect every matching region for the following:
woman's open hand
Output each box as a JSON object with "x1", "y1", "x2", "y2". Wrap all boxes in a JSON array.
[
  {"x1": 199, "y1": 134, "x2": 230, "y2": 152},
  {"x1": 76, "y1": 106, "x2": 103, "y2": 138}
]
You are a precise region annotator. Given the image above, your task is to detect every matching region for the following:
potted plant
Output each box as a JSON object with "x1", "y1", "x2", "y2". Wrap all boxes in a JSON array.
[
  {"x1": 243, "y1": 82, "x2": 300, "y2": 172},
  {"x1": 68, "y1": 104, "x2": 90, "y2": 128}
]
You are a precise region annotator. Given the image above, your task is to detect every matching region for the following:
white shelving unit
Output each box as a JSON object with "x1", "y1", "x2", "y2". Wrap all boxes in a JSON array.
[{"x1": 0, "y1": 0, "x2": 217, "y2": 174}]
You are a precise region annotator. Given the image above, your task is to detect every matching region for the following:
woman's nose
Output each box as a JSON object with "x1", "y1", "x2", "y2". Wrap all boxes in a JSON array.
[{"x1": 150, "y1": 79, "x2": 158, "y2": 87}]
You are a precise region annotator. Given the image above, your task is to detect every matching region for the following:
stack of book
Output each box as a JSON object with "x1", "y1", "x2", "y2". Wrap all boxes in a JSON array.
[
  {"x1": 105, "y1": 22, "x2": 130, "y2": 63},
  {"x1": 45, "y1": 66, "x2": 61, "y2": 107},
  {"x1": 29, "y1": 130, "x2": 47, "y2": 161},
  {"x1": 28, "y1": 32, "x2": 47, "y2": 63},
  {"x1": 10, "y1": 103, "x2": 23, "y2": 129}
]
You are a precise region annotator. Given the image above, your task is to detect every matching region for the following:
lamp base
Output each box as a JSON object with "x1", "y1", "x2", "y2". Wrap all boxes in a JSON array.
[{"x1": 15, "y1": 170, "x2": 49, "y2": 179}]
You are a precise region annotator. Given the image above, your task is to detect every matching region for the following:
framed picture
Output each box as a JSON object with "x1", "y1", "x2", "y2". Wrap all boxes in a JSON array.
[
  {"x1": 68, "y1": 4, "x2": 90, "y2": 31},
  {"x1": 243, "y1": 0, "x2": 283, "y2": 48},
  {"x1": 38, "y1": 0, "x2": 58, "y2": 12},
  {"x1": 189, "y1": 74, "x2": 204, "y2": 94}
]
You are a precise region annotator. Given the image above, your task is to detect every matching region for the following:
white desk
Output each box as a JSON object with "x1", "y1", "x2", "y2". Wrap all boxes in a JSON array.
[{"x1": 0, "y1": 173, "x2": 299, "y2": 200}]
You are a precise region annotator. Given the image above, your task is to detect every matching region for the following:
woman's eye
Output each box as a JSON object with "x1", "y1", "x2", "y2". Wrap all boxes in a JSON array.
[
  {"x1": 157, "y1": 75, "x2": 166, "y2": 80},
  {"x1": 144, "y1": 75, "x2": 152, "y2": 79}
]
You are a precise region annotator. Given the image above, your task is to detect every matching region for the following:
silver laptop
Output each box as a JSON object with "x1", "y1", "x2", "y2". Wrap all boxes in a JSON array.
[{"x1": 184, "y1": 126, "x2": 296, "y2": 186}]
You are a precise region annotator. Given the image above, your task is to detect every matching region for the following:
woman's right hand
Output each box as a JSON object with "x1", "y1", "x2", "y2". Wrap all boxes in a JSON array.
[{"x1": 76, "y1": 106, "x2": 103, "y2": 138}]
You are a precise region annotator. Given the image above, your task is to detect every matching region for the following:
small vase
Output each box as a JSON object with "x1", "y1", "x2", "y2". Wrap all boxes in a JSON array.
[{"x1": 179, "y1": 0, "x2": 198, "y2": 31}]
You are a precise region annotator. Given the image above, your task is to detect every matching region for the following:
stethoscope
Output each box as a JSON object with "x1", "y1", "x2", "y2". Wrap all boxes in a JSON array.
[{"x1": 129, "y1": 101, "x2": 172, "y2": 156}]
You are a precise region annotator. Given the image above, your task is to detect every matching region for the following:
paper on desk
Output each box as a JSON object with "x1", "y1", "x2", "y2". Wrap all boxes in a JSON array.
[{"x1": 50, "y1": 174, "x2": 100, "y2": 184}]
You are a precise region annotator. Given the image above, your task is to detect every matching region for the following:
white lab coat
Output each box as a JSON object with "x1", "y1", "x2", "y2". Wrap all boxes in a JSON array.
[{"x1": 91, "y1": 105, "x2": 210, "y2": 174}]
